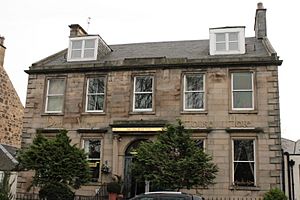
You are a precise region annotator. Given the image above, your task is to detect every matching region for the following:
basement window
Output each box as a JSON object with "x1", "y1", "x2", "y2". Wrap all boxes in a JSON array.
[
  {"x1": 67, "y1": 36, "x2": 99, "y2": 61},
  {"x1": 209, "y1": 27, "x2": 245, "y2": 55}
]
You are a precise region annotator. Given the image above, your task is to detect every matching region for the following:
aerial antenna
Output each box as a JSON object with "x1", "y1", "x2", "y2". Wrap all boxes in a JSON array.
[{"x1": 87, "y1": 17, "x2": 91, "y2": 32}]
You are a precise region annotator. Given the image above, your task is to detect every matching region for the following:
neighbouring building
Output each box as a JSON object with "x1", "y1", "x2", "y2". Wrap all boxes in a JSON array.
[
  {"x1": 0, "y1": 143, "x2": 19, "y2": 198},
  {"x1": 0, "y1": 36, "x2": 24, "y2": 147},
  {"x1": 282, "y1": 138, "x2": 300, "y2": 200},
  {"x1": 18, "y1": 3, "x2": 283, "y2": 199}
]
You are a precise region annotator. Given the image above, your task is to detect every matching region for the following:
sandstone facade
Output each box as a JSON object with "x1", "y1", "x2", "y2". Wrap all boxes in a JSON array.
[{"x1": 18, "y1": 4, "x2": 282, "y2": 199}]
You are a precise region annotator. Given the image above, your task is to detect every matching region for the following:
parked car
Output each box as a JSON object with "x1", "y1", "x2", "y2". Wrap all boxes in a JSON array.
[{"x1": 129, "y1": 191, "x2": 204, "y2": 200}]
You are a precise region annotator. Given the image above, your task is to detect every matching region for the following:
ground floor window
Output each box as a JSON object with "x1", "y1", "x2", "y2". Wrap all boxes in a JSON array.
[
  {"x1": 83, "y1": 139, "x2": 101, "y2": 182},
  {"x1": 194, "y1": 138, "x2": 205, "y2": 150},
  {"x1": 232, "y1": 139, "x2": 255, "y2": 186}
]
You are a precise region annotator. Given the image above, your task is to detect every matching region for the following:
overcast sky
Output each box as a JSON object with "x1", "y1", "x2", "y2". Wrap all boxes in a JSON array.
[{"x1": 0, "y1": 0, "x2": 298, "y2": 141}]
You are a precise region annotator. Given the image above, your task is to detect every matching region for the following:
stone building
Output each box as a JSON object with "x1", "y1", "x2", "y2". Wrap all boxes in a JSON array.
[
  {"x1": 0, "y1": 36, "x2": 24, "y2": 147},
  {"x1": 281, "y1": 138, "x2": 300, "y2": 200},
  {"x1": 18, "y1": 3, "x2": 282, "y2": 199}
]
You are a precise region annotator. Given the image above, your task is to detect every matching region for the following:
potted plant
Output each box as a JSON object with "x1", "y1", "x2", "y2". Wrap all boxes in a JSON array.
[{"x1": 107, "y1": 175, "x2": 122, "y2": 200}]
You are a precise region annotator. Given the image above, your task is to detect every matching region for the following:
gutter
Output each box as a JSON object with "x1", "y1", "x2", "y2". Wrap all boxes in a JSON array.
[{"x1": 25, "y1": 59, "x2": 283, "y2": 75}]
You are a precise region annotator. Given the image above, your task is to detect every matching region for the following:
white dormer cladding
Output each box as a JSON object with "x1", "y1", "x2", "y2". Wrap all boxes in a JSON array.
[
  {"x1": 67, "y1": 35, "x2": 100, "y2": 61},
  {"x1": 209, "y1": 26, "x2": 245, "y2": 55}
]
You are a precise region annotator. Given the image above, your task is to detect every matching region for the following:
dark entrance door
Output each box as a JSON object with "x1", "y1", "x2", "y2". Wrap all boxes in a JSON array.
[{"x1": 124, "y1": 139, "x2": 147, "y2": 199}]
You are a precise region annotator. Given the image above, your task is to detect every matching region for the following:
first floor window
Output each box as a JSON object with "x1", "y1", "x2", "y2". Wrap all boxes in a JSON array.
[
  {"x1": 133, "y1": 76, "x2": 153, "y2": 111},
  {"x1": 232, "y1": 72, "x2": 254, "y2": 110},
  {"x1": 83, "y1": 139, "x2": 101, "y2": 182},
  {"x1": 45, "y1": 78, "x2": 65, "y2": 113},
  {"x1": 232, "y1": 139, "x2": 255, "y2": 186},
  {"x1": 86, "y1": 77, "x2": 105, "y2": 112},
  {"x1": 184, "y1": 74, "x2": 205, "y2": 111}
]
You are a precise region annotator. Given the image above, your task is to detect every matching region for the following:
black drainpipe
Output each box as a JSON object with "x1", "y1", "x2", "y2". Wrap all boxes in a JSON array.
[{"x1": 289, "y1": 159, "x2": 295, "y2": 200}]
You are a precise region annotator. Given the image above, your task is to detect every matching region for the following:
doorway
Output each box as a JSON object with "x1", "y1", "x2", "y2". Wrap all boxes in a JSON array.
[{"x1": 124, "y1": 139, "x2": 147, "y2": 199}]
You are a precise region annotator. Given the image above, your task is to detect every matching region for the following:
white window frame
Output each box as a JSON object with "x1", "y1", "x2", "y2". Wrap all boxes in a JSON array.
[
  {"x1": 45, "y1": 78, "x2": 65, "y2": 113},
  {"x1": 67, "y1": 36, "x2": 99, "y2": 61},
  {"x1": 231, "y1": 72, "x2": 254, "y2": 110},
  {"x1": 85, "y1": 77, "x2": 105, "y2": 112},
  {"x1": 231, "y1": 139, "x2": 256, "y2": 187},
  {"x1": 133, "y1": 76, "x2": 154, "y2": 112},
  {"x1": 183, "y1": 74, "x2": 205, "y2": 111},
  {"x1": 209, "y1": 27, "x2": 245, "y2": 55}
]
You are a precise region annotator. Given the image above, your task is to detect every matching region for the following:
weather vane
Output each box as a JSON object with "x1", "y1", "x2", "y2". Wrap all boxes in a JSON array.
[{"x1": 87, "y1": 17, "x2": 91, "y2": 32}]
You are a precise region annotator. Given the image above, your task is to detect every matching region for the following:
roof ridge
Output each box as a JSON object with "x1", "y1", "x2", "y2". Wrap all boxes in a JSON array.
[{"x1": 0, "y1": 144, "x2": 18, "y2": 164}]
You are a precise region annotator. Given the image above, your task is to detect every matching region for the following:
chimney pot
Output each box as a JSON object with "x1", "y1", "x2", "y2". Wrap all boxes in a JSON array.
[
  {"x1": 0, "y1": 36, "x2": 5, "y2": 46},
  {"x1": 257, "y1": 2, "x2": 264, "y2": 9},
  {"x1": 0, "y1": 35, "x2": 5, "y2": 67}
]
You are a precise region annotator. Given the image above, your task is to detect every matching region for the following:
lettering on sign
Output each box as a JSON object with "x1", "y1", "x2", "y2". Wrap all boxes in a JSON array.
[{"x1": 184, "y1": 116, "x2": 251, "y2": 128}]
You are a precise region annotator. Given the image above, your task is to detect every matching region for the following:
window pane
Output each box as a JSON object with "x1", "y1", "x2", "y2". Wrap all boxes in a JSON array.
[
  {"x1": 229, "y1": 42, "x2": 238, "y2": 51},
  {"x1": 48, "y1": 79, "x2": 65, "y2": 94},
  {"x1": 88, "y1": 78, "x2": 104, "y2": 94},
  {"x1": 47, "y1": 96, "x2": 63, "y2": 112},
  {"x1": 71, "y1": 50, "x2": 82, "y2": 59},
  {"x1": 216, "y1": 33, "x2": 225, "y2": 42},
  {"x1": 234, "y1": 162, "x2": 255, "y2": 186},
  {"x1": 135, "y1": 94, "x2": 152, "y2": 109},
  {"x1": 88, "y1": 160, "x2": 100, "y2": 182},
  {"x1": 233, "y1": 91, "x2": 252, "y2": 108},
  {"x1": 229, "y1": 32, "x2": 238, "y2": 41},
  {"x1": 87, "y1": 95, "x2": 104, "y2": 111},
  {"x1": 84, "y1": 39, "x2": 96, "y2": 48},
  {"x1": 84, "y1": 139, "x2": 101, "y2": 159},
  {"x1": 234, "y1": 140, "x2": 254, "y2": 161},
  {"x1": 72, "y1": 40, "x2": 82, "y2": 49},
  {"x1": 135, "y1": 76, "x2": 153, "y2": 92},
  {"x1": 84, "y1": 49, "x2": 95, "y2": 58},
  {"x1": 185, "y1": 75, "x2": 203, "y2": 91},
  {"x1": 216, "y1": 43, "x2": 226, "y2": 51},
  {"x1": 233, "y1": 73, "x2": 252, "y2": 90},
  {"x1": 194, "y1": 139, "x2": 204, "y2": 150},
  {"x1": 185, "y1": 92, "x2": 204, "y2": 109}
]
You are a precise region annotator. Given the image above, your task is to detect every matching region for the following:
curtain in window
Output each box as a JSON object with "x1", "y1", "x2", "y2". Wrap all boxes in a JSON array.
[{"x1": 233, "y1": 140, "x2": 255, "y2": 186}]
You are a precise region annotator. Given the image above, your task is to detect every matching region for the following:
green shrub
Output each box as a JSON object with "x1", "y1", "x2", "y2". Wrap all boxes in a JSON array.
[
  {"x1": 107, "y1": 181, "x2": 121, "y2": 194},
  {"x1": 39, "y1": 182, "x2": 74, "y2": 200},
  {"x1": 263, "y1": 188, "x2": 287, "y2": 200}
]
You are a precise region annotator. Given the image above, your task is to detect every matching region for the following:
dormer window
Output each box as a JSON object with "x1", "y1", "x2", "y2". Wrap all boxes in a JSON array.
[
  {"x1": 67, "y1": 36, "x2": 99, "y2": 61},
  {"x1": 209, "y1": 27, "x2": 245, "y2": 55}
]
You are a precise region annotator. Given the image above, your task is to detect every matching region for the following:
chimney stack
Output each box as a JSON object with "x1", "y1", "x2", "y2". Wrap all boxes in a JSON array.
[
  {"x1": 69, "y1": 24, "x2": 88, "y2": 37},
  {"x1": 0, "y1": 36, "x2": 6, "y2": 67},
  {"x1": 254, "y1": 2, "x2": 267, "y2": 39}
]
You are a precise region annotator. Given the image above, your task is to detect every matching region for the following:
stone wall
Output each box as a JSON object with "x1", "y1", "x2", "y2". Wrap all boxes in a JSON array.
[{"x1": 0, "y1": 39, "x2": 24, "y2": 147}]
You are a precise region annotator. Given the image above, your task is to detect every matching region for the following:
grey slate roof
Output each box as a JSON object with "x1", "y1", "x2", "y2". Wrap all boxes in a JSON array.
[
  {"x1": 0, "y1": 144, "x2": 18, "y2": 171},
  {"x1": 29, "y1": 37, "x2": 281, "y2": 71},
  {"x1": 282, "y1": 138, "x2": 300, "y2": 154}
]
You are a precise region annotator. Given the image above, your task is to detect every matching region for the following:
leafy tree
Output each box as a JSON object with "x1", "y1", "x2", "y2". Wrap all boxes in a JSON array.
[
  {"x1": 263, "y1": 188, "x2": 287, "y2": 200},
  {"x1": 0, "y1": 172, "x2": 14, "y2": 200},
  {"x1": 131, "y1": 120, "x2": 218, "y2": 191},
  {"x1": 17, "y1": 130, "x2": 90, "y2": 191},
  {"x1": 39, "y1": 182, "x2": 74, "y2": 200}
]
